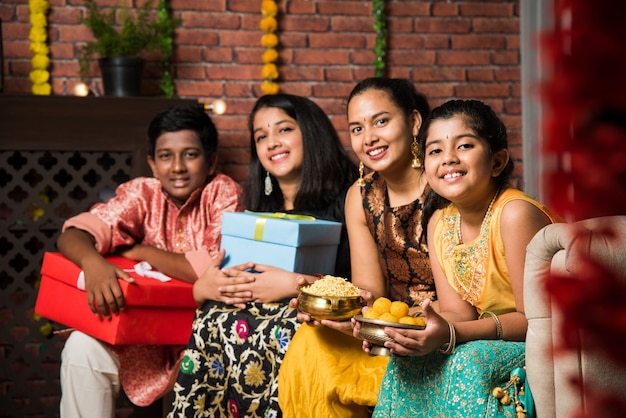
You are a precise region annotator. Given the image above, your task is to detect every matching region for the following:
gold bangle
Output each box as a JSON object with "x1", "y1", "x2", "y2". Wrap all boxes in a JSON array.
[
  {"x1": 438, "y1": 320, "x2": 456, "y2": 355},
  {"x1": 479, "y1": 311, "x2": 503, "y2": 340}
]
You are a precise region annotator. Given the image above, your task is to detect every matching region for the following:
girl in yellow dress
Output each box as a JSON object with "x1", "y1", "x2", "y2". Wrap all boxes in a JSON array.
[{"x1": 365, "y1": 99, "x2": 562, "y2": 417}]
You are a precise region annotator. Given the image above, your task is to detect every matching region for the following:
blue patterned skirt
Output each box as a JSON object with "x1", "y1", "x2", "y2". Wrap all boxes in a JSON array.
[
  {"x1": 374, "y1": 340, "x2": 527, "y2": 418},
  {"x1": 167, "y1": 301, "x2": 300, "y2": 418}
]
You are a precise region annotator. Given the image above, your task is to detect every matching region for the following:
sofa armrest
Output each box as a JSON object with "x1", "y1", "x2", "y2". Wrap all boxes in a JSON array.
[
  {"x1": 525, "y1": 224, "x2": 569, "y2": 418},
  {"x1": 525, "y1": 216, "x2": 626, "y2": 418}
]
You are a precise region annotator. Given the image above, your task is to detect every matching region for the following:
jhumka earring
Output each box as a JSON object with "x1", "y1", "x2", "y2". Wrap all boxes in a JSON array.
[
  {"x1": 357, "y1": 161, "x2": 366, "y2": 187},
  {"x1": 264, "y1": 171, "x2": 273, "y2": 195},
  {"x1": 411, "y1": 135, "x2": 422, "y2": 169}
]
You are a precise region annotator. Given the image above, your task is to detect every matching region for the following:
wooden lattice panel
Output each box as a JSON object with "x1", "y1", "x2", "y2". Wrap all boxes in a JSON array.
[{"x1": 0, "y1": 150, "x2": 135, "y2": 417}]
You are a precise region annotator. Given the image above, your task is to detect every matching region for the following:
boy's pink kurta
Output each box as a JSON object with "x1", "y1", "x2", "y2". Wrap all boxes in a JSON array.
[{"x1": 63, "y1": 174, "x2": 244, "y2": 405}]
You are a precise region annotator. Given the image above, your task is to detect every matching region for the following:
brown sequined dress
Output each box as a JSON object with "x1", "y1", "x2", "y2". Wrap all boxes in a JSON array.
[{"x1": 362, "y1": 171, "x2": 436, "y2": 305}]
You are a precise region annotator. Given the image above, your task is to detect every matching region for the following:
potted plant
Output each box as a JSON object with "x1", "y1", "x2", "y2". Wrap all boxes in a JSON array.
[{"x1": 78, "y1": 0, "x2": 179, "y2": 97}]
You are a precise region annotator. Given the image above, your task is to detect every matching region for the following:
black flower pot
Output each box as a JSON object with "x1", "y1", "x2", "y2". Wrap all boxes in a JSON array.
[{"x1": 98, "y1": 57, "x2": 144, "y2": 96}]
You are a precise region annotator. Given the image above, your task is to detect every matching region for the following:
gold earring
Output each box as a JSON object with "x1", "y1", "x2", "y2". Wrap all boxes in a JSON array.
[
  {"x1": 411, "y1": 135, "x2": 422, "y2": 169},
  {"x1": 357, "y1": 161, "x2": 365, "y2": 187}
]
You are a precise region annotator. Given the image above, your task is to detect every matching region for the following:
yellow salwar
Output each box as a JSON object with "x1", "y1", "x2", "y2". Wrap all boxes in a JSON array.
[{"x1": 278, "y1": 325, "x2": 388, "y2": 418}]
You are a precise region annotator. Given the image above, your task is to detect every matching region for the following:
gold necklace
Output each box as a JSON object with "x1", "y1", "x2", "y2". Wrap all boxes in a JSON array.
[
  {"x1": 449, "y1": 188, "x2": 500, "y2": 303},
  {"x1": 456, "y1": 188, "x2": 500, "y2": 244}
]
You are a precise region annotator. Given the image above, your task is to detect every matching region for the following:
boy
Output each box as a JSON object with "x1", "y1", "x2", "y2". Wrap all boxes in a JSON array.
[{"x1": 57, "y1": 105, "x2": 243, "y2": 417}]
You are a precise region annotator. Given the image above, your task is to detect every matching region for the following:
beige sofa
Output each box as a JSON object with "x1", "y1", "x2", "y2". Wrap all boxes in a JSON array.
[{"x1": 524, "y1": 216, "x2": 626, "y2": 417}]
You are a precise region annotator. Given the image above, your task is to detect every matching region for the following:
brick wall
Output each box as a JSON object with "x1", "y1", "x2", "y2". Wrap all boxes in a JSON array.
[
  {"x1": 1, "y1": 0, "x2": 521, "y2": 183},
  {"x1": 0, "y1": 1, "x2": 520, "y2": 416}
]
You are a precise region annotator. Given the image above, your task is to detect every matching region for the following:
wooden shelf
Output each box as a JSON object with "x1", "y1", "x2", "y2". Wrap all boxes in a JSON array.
[{"x1": 0, "y1": 95, "x2": 198, "y2": 177}]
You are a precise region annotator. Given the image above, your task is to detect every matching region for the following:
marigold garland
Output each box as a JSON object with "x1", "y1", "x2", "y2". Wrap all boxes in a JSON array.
[
  {"x1": 29, "y1": 0, "x2": 51, "y2": 95},
  {"x1": 260, "y1": 0, "x2": 280, "y2": 95}
]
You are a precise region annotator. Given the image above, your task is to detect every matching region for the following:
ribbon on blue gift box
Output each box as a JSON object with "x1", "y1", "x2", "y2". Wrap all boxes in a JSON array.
[{"x1": 246, "y1": 210, "x2": 316, "y2": 241}]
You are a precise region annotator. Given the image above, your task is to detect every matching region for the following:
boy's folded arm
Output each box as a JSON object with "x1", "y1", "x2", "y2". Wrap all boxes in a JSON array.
[
  {"x1": 119, "y1": 244, "x2": 199, "y2": 283},
  {"x1": 57, "y1": 227, "x2": 100, "y2": 266},
  {"x1": 60, "y1": 212, "x2": 112, "y2": 255}
]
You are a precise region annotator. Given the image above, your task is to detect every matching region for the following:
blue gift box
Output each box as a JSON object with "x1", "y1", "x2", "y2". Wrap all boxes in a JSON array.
[{"x1": 220, "y1": 211, "x2": 342, "y2": 275}]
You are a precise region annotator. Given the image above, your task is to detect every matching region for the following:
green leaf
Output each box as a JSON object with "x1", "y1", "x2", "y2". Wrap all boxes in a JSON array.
[
  {"x1": 372, "y1": 0, "x2": 387, "y2": 77},
  {"x1": 78, "y1": 0, "x2": 181, "y2": 95}
]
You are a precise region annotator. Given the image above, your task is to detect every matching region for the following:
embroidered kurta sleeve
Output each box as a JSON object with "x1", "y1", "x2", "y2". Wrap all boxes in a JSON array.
[
  {"x1": 61, "y1": 212, "x2": 114, "y2": 254},
  {"x1": 86, "y1": 178, "x2": 153, "y2": 250},
  {"x1": 184, "y1": 174, "x2": 245, "y2": 277}
]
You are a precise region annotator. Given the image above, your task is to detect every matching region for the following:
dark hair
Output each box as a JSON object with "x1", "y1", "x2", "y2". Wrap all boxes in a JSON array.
[
  {"x1": 147, "y1": 105, "x2": 218, "y2": 158},
  {"x1": 347, "y1": 77, "x2": 430, "y2": 122},
  {"x1": 246, "y1": 94, "x2": 357, "y2": 212},
  {"x1": 420, "y1": 99, "x2": 514, "y2": 232}
]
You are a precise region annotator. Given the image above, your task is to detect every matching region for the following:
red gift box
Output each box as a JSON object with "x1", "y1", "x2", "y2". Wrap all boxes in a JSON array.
[{"x1": 35, "y1": 252, "x2": 197, "y2": 345}]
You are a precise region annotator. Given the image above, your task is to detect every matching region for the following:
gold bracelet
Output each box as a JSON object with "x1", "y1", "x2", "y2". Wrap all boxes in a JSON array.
[
  {"x1": 438, "y1": 320, "x2": 456, "y2": 355},
  {"x1": 479, "y1": 311, "x2": 503, "y2": 340}
]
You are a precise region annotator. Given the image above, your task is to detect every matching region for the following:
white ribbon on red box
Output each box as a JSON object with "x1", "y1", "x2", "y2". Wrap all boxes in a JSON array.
[{"x1": 76, "y1": 261, "x2": 171, "y2": 290}]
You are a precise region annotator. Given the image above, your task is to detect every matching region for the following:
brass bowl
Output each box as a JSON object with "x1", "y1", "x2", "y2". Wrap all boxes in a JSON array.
[
  {"x1": 354, "y1": 314, "x2": 426, "y2": 356},
  {"x1": 297, "y1": 289, "x2": 365, "y2": 321}
]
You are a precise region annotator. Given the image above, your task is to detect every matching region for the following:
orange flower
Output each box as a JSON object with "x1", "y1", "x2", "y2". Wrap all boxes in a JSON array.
[
  {"x1": 262, "y1": 48, "x2": 278, "y2": 64},
  {"x1": 261, "y1": 0, "x2": 278, "y2": 17},
  {"x1": 261, "y1": 80, "x2": 280, "y2": 95},
  {"x1": 261, "y1": 63, "x2": 278, "y2": 80},
  {"x1": 260, "y1": 16, "x2": 277, "y2": 33},
  {"x1": 261, "y1": 33, "x2": 279, "y2": 48}
]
